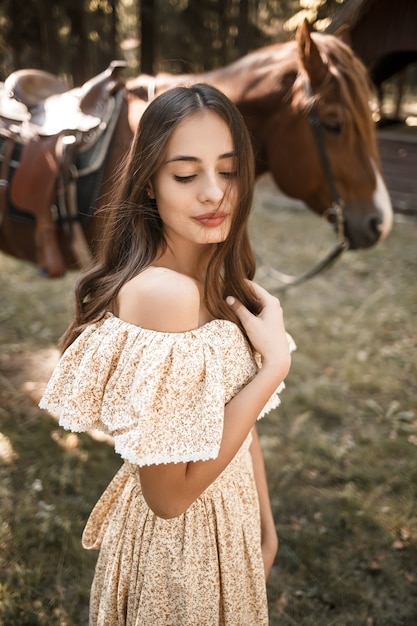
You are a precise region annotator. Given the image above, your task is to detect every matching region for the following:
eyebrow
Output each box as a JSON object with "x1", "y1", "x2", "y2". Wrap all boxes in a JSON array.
[{"x1": 165, "y1": 151, "x2": 237, "y2": 164}]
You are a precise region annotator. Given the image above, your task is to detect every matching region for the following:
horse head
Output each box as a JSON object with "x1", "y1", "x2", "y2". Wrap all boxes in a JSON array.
[
  {"x1": 243, "y1": 20, "x2": 393, "y2": 250},
  {"x1": 0, "y1": 22, "x2": 394, "y2": 278},
  {"x1": 124, "y1": 22, "x2": 393, "y2": 250}
]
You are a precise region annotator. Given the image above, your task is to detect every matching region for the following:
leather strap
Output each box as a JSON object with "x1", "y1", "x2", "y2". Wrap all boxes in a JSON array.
[{"x1": 0, "y1": 137, "x2": 16, "y2": 227}]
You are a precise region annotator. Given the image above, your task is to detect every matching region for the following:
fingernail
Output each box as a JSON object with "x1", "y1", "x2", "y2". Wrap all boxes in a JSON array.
[{"x1": 226, "y1": 296, "x2": 235, "y2": 306}]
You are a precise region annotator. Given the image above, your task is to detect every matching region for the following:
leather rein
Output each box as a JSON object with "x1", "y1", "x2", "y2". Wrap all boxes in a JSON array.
[{"x1": 259, "y1": 74, "x2": 349, "y2": 291}]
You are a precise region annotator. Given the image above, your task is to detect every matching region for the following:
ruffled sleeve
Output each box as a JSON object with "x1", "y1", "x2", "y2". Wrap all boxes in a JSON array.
[
  {"x1": 39, "y1": 314, "x2": 227, "y2": 466},
  {"x1": 39, "y1": 314, "x2": 295, "y2": 465}
]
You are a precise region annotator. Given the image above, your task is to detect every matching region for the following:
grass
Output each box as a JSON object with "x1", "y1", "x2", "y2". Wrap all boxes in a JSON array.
[
  {"x1": 250, "y1": 183, "x2": 417, "y2": 625},
  {"x1": 1, "y1": 182, "x2": 416, "y2": 624}
]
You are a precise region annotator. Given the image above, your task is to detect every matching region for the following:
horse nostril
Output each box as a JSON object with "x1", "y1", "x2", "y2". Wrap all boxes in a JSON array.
[
  {"x1": 343, "y1": 210, "x2": 383, "y2": 250},
  {"x1": 368, "y1": 213, "x2": 382, "y2": 235}
]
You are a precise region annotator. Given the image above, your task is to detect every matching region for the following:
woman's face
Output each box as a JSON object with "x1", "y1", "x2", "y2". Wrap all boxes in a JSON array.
[{"x1": 148, "y1": 110, "x2": 238, "y2": 250}]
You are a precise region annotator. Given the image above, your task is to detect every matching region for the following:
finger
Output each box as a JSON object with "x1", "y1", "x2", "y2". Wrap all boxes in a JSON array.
[
  {"x1": 244, "y1": 279, "x2": 266, "y2": 298},
  {"x1": 225, "y1": 295, "x2": 256, "y2": 327},
  {"x1": 245, "y1": 280, "x2": 279, "y2": 307}
]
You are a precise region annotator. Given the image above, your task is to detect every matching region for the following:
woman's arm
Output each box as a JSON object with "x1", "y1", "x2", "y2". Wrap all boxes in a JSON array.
[
  {"x1": 250, "y1": 426, "x2": 278, "y2": 579},
  {"x1": 139, "y1": 360, "x2": 287, "y2": 518},
  {"x1": 119, "y1": 273, "x2": 291, "y2": 519}
]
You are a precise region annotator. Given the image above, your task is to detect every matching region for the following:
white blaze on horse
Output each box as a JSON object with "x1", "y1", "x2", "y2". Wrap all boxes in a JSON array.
[{"x1": 0, "y1": 20, "x2": 393, "y2": 277}]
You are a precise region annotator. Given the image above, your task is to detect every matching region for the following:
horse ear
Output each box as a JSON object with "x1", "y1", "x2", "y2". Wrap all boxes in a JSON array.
[
  {"x1": 296, "y1": 18, "x2": 327, "y2": 87},
  {"x1": 334, "y1": 24, "x2": 352, "y2": 47}
]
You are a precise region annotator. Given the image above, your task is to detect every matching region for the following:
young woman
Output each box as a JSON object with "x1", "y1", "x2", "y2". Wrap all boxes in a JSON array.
[{"x1": 40, "y1": 83, "x2": 294, "y2": 625}]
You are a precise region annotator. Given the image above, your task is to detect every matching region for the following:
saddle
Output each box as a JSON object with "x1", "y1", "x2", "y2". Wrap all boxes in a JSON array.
[{"x1": 0, "y1": 61, "x2": 127, "y2": 276}]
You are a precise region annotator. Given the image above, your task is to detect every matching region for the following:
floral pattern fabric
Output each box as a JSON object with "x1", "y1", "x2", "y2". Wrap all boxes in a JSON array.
[{"x1": 40, "y1": 313, "x2": 292, "y2": 625}]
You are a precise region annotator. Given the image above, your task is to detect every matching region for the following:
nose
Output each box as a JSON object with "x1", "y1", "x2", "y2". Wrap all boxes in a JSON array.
[
  {"x1": 198, "y1": 172, "x2": 224, "y2": 205},
  {"x1": 343, "y1": 207, "x2": 384, "y2": 249}
]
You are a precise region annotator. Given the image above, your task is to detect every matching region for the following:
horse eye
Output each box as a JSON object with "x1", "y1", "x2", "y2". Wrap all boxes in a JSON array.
[{"x1": 323, "y1": 120, "x2": 342, "y2": 135}]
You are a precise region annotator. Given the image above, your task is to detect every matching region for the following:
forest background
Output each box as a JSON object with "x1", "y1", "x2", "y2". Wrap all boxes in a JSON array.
[{"x1": 0, "y1": 0, "x2": 344, "y2": 84}]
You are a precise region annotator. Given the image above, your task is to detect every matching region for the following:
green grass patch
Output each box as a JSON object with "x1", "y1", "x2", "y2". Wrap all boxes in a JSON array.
[{"x1": 1, "y1": 189, "x2": 416, "y2": 624}]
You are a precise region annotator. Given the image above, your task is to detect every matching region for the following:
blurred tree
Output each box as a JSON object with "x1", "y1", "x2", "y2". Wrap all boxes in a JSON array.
[
  {"x1": 1, "y1": 0, "x2": 44, "y2": 74},
  {"x1": 156, "y1": 0, "x2": 269, "y2": 73},
  {"x1": 66, "y1": 0, "x2": 90, "y2": 83},
  {"x1": 37, "y1": 0, "x2": 61, "y2": 73},
  {"x1": 0, "y1": 0, "x2": 344, "y2": 83},
  {"x1": 141, "y1": 0, "x2": 156, "y2": 73},
  {"x1": 237, "y1": 0, "x2": 250, "y2": 56},
  {"x1": 282, "y1": 0, "x2": 344, "y2": 34},
  {"x1": 84, "y1": 0, "x2": 119, "y2": 74},
  {"x1": 0, "y1": 0, "x2": 121, "y2": 83}
]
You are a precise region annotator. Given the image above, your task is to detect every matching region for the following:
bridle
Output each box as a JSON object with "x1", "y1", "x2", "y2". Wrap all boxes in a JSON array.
[
  {"x1": 259, "y1": 73, "x2": 349, "y2": 291},
  {"x1": 304, "y1": 75, "x2": 348, "y2": 245}
]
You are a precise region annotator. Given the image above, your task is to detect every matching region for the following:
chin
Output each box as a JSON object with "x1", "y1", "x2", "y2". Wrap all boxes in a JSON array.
[{"x1": 198, "y1": 226, "x2": 231, "y2": 245}]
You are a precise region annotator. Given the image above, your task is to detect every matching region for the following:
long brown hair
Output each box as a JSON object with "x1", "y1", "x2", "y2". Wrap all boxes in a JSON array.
[{"x1": 61, "y1": 83, "x2": 259, "y2": 352}]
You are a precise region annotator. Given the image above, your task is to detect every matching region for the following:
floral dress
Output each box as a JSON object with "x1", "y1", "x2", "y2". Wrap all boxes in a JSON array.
[{"x1": 39, "y1": 312, "x2": 293, "y2": 626}]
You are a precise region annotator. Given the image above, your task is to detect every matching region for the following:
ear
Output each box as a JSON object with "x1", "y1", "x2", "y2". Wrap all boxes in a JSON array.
[
  {"x1": 296, "y1": 18, "x2": 327, "y2": 87},
  {"x1": 146, "y1": 181, "x2": 155, "y2": 199},
  {"x1": 334, "y1": 24, "x2": 351, "y2": 47}
]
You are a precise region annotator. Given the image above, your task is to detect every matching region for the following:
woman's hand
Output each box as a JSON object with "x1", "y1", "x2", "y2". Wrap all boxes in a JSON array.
[
  {"x1": 250, "y1": 427, "x2": 279, "y2": 580},
  {"x1": 226, "y1": 281, "x2": 291, "y2": 381},
  {"x1": 262, "y1": 530, "x2": 278, "y2": 579}
]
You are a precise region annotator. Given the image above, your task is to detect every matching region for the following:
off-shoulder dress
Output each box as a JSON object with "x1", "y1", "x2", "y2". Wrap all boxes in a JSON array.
[{"x1": 39, "y1": 312, "x2": 292, "y2": 626}]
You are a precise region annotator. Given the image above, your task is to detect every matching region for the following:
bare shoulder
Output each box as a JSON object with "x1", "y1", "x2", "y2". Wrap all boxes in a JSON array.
[{"x1": 117, "y1": 267, "x2": 201, "y2": 332}]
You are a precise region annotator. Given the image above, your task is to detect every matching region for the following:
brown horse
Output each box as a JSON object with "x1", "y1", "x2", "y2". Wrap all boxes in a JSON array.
[{"x1": 0, "y1": 21, "x2": 393, "y2": 276}]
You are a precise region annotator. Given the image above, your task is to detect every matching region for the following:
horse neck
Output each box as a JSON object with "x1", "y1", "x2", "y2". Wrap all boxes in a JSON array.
[{"x1": 153, "y1": 42, "x2": 298, "y2": 104}]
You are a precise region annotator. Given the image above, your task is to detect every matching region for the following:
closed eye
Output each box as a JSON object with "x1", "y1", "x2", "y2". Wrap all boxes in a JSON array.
[
  {"x1": 174, "y1": 175, "x2": 196, "y2": 183},
  {"x1": 220, "y1": 171, "x2": 237, "y2": 178},
  {"x1": 174, "y1": 172, "x2": 237, "y2": 182},
  {"x1": 322, "y1": 120, "x2": 342, "y2": 135}
]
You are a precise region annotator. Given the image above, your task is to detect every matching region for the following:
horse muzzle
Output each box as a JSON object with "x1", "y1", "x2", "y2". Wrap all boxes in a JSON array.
[{"x1": 339, "y1": 200, "x2": 393, "y2": 250}]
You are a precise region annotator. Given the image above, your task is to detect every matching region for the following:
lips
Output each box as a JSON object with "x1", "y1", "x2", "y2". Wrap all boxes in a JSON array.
[{"x1": 194, "y1": 212, "x2": 228, "y2": 227}]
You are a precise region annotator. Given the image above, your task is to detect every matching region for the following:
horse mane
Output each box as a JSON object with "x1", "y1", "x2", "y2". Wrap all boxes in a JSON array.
[
  {"x1": 297, "y1": 33, "x2": 379, "y2": 163},
  {"x1": 203, "y1": 34, "x2": 378, "y2": 170},
  {"x1": 128, "y1": 31, "x2": 378, "y2": 164}
]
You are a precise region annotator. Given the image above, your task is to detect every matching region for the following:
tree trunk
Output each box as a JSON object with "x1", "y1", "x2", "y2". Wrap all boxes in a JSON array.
[
  {"x1": 67, "y1": 0, "x2": 90, "y2": 84},
  {"x1": 216, "y1": 0, "x2": 226, "y2": 66},
  {"x1": 37, "y1": 0, "x2": 61, "y2": 74},
  {"x1": 237, "y1": 0, "x2": 250, "y2": 57},
  {"x1": 110, "y1": 0, "x2": 118, "y2": 62},
  {"x1": 7, "y1": 0, "x2": 23, "y2": 69},
  {"x1": 141, "y1": 0, "x2": 156, "y2": 74}
]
